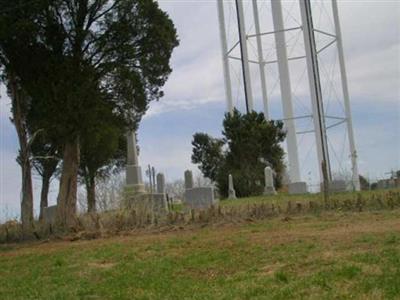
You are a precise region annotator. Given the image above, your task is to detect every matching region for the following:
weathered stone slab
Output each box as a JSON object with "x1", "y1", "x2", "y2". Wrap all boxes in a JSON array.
[
  {"x1": 264, "y1": 166, "x2": 277, "y2": 195},
  {"x1": 319, "y1": 180, "x2": 349, "y2": 193},
  {"x1": 228, "y1": 174, "x2": 237, "y2": 199},
  {"x1": 43, "y1": 205, "x2": 57, "y2": 225},
  {"x1": 151, "y1": 193, "x2": 168, "y2": 214},
  {"x1": 184, "y1": 170, "x2": 194, "y2": 189},
  {"x1": 123, "y1": 192, "x2": 152, "y2": 211},
  {"x1": 288, "y1": 182, "x2": 308, "y2": 194},
  {"x1": 156, "y1": 173, "x2": 166, "y2": 194},
  {"x1": 330, "y1": 180, "x2": 347, "y2": 192},
  {"x1": 126, "y1": 165, "x2": 145, "y2": 191},
  {"x1": 123, "y1": 192, "x2": 168, "y2": 215},
  {"x1": 184, "y1": 187, "x2": 216, "y2": 210}
]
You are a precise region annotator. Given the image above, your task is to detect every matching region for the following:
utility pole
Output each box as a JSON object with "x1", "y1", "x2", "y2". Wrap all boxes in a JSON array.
[
  {"x1": 235, "y1": 0, "x2": 254, "y2": 113},
  {"x1": 299, "y1": 0, "x2": 332, "y2": 197}
]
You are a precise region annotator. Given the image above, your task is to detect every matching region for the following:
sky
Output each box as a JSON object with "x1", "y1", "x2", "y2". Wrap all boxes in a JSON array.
[{"x1": 0, "y1": 0, "x2": 399, "y2": 221}]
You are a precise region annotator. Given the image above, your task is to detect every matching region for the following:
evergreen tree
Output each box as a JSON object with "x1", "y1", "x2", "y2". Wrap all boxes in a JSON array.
[
  {"x1": 192, "y1": 109, "x2": 286, "y2": 198},
  {"x1": 0, "y1": 0, "x2": 178, "y2": 227},
  {"x1": 79, "y1": 103, "x2": 126, "y2": 213}
]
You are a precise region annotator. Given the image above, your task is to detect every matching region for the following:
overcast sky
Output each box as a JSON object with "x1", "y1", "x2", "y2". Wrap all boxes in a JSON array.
[{"x1": 0, "y1": 0, "x2": 399, "y2": 221}]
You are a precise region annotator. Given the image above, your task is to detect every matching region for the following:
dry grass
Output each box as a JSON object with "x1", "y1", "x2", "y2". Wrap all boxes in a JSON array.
[{"x1": 1, "y1": 189, "x2": 399, "y2": 244}]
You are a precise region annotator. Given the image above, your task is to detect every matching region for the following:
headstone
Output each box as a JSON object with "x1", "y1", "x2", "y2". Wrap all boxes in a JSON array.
[
  {"x1": 152, "y1": 167, "x2": 156, "y2": 191},
  {"x1": 156, "y1": 173, "x2": 166, "y2": 194},
  {"x1": 151, "y1": 173, "x2": 168, "y2": 213},
  {"x1": 330, "y1": 180, "x2": 347, "y2": 192},
  {"x1": 126, "y1": 131, "x2": 145, "y2": 193},
  {"x1": 319, "y1": 180, "x2": 349, "y2": 193},
  {"x1": 184, "y1": 170, "x2": 194, "y2": 190},
  {"x1": 228, "y1": 174, "x2": 237, "y2": 199},
  {"x1": 264, "y1": 166, "x2": 277, "y2": 195},
  {"x1": 43, "y1": 205, "x2": 57, "y2": 225},
  {"x1": 147, "y1": 165, "x2": 153, "y2": 192},
  {"x1": 184, "y1": 187, "x2": 216, "y2": 210},
  {"x1": 288, "y1": 182, "x2": 308, "y2": 194}
]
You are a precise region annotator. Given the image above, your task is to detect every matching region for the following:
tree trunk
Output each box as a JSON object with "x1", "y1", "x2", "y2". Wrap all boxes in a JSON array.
[
  {"x1": 38, "y1": 158, "x2": 58, "y2": 221},
  {"x1": 20, "y1": 157, "x2": 34, "y2": 233},
  {"x1": 8, "y1": 74, "x2": 34, "y2": 233},
  {"x1": 86, "y1": 175, "x2": 96, "y2": 213},
  {"x1": 56, "y1": 138, "x2": 80, "y2": 228},
  {"x1": 39, "y1": 174, "x2": 51, "y2": 221}
]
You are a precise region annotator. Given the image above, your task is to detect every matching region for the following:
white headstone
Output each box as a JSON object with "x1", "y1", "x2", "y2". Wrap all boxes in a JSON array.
[
  {"x1": 264, "y1": 166, "x2": 277, "y2": 195},
  {"x1": 228, "y1": 174, "x2": 237, "y2": 199}
]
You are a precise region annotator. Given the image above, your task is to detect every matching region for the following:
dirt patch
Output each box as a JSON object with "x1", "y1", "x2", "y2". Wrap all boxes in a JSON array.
[
  {"x1": 88, "y1": 261, "x2": 116, "y2": 269},
  {"x1": 260, "y1": 262, "x2": 285, "y2": 275}
]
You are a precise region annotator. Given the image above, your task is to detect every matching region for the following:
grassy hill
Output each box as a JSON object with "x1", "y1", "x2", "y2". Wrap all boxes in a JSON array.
[{"x1": 1, "y1": 191, "x2": 400, "y2": 299}]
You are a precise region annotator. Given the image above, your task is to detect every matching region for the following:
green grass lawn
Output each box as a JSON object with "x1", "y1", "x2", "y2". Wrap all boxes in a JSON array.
[
  {"x1": 220, "y1": 189, "x2": 387, "y2": 207},
  {"x1": 1, "y1": 207, "x2": 400, "y2": 299},
  {"x1": 169, "y1": 189, "x2": 396, "y2": 212}
]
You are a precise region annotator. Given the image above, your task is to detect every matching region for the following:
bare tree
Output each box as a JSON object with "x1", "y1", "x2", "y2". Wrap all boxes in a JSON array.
[
  {"x1": 77, "y1": 173, "x2": 125, "y2": 213},
  {"x1": 96, "y1": 174, "x2": 125, "y2": 211},
  {"x1": 165, "y1": 180, "x2": 185, "y2": 202},
  {"x1": 194, "y1": 172, "x2": 214, "y2": 188}
]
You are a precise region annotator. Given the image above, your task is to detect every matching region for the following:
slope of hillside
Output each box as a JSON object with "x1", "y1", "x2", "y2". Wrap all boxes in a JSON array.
[{"x1": 1, "y1": 209, "x2": 399, "y2": 299}]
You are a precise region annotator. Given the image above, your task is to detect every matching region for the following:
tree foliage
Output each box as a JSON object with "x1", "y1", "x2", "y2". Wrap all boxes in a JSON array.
[
  {"x1": 191, "y1": 133, "x2": 224, "y2": 182},
  {"x1": 359, "y1": 175, "x2": 370, "y2": 191},
  {"x1": 0, "y1": 0, "x2": 178, "y2": 226},
  {"x1": 79, "y1": 110, "x2": 126, "y2": 212},
  {"x1": 192, "y1": 109, "x2": 286, "y2": 198},
  {"x1": 30, "y1": 132, "x2": 60, "y2": 220}
]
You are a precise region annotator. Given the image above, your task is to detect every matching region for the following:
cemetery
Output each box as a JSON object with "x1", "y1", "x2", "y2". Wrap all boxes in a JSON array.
[{"x1": 0, "y1": 0, "x2": 399, "y2": 299}]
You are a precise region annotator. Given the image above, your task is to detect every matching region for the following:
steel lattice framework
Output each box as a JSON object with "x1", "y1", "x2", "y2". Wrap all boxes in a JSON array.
[{"x1": 216, "y1": 0, "x2": 360, "y2": 191}]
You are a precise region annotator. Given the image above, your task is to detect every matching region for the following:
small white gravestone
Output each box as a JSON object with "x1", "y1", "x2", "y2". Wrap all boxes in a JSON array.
[
  {"x1": 228, "y1": 174, "x2": 237, "y2": 199},
  {"x1": 264, "y1": 166, "x2": 277, "y2": 195}
]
